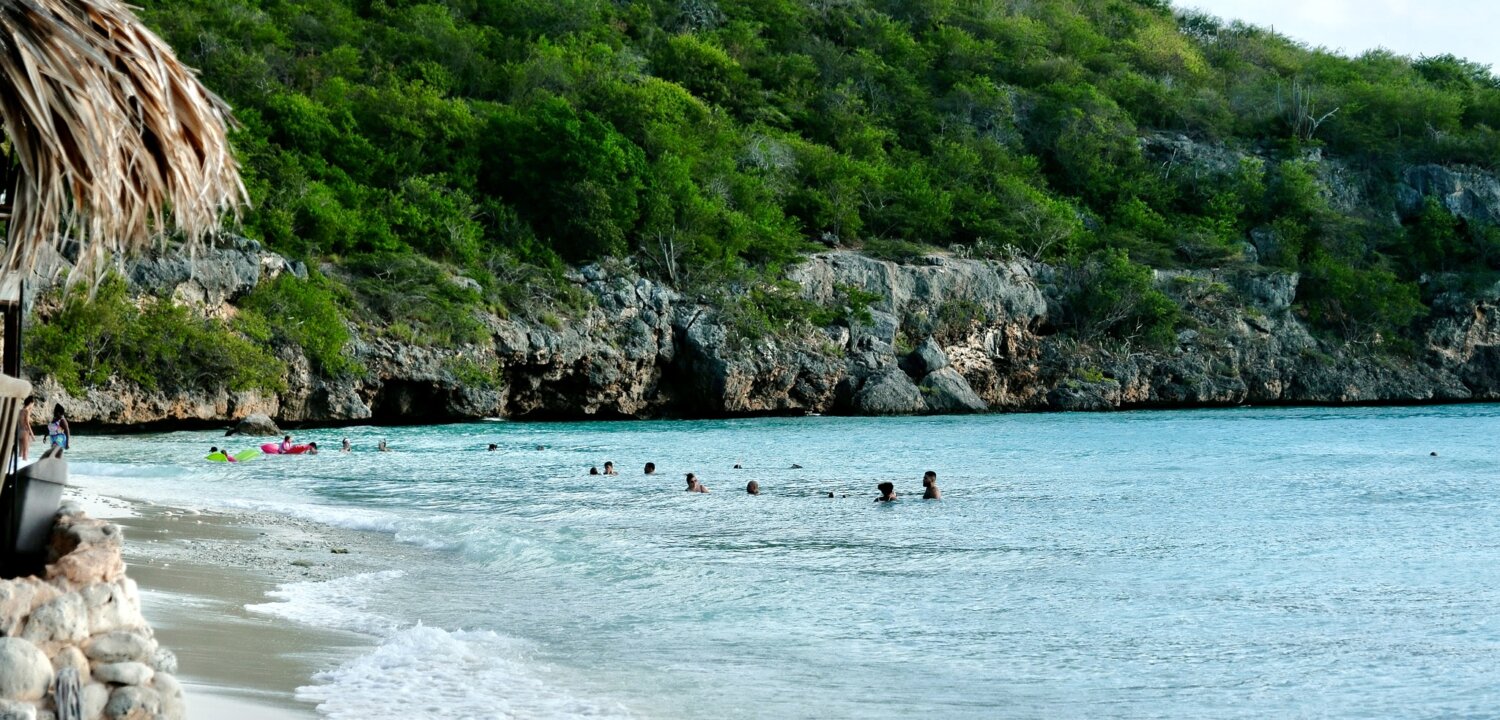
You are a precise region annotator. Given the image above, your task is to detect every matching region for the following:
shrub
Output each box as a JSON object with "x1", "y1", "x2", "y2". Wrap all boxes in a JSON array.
[
  {"x1": 239, "y1": 271, "x2": 363, "y2": 377},
  {"x1": 28, "y1": 276, "x2": 285, "y2": 395}
]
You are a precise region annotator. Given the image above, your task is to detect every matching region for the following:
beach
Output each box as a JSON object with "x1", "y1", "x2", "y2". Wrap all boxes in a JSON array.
[{"x1": 71, "y1": 490, "x2": 397, "y2": 719}]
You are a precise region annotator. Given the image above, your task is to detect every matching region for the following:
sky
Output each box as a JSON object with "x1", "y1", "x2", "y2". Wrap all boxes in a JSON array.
[{"x1": 1180, "y1": 0, "x2": 1500, "y2": 71}]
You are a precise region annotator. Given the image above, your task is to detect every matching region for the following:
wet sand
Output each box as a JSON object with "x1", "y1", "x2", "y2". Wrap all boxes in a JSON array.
[{"x1": 74, "y1": 491, "x2": 394, "y2": 719}]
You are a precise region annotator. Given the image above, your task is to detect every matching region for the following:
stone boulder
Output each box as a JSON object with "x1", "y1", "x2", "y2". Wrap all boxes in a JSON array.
[
  {"x1": 0, "y1": 638, "x2": 53, "y2": 702},
  {"x1": 91, "y1": 663, "x2": 153, "y2": 687},
  {"x1": 84, "y1": 632, "x2": 156, "y2": 665},
  {"x1": 225, "y1": 413, "x2": 280, "y2": 437},
  {"x1": 900, "y1": 337, "x2": 949, "y2": 378},
  {"x1": 0, "y1": 699, "x2": 34, "y2": 720},
  {"x1": 919, "y1": 367, "x2": 987, "y2": 413},
  {"x1": 852, "y1": 370, "x2": 926, "y2": 415},
  {"x1": 103, "y1": 685, "x2": 159, "y2": 720}
]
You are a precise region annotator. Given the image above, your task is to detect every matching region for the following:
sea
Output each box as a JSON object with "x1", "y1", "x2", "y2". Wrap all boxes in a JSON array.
[{"x1": 65, "y1": 406, "x2": 1500, "y2": 718}]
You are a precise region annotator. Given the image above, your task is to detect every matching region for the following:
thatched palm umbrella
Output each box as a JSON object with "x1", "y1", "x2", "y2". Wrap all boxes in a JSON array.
[{"x1": 0, "y1": 0, "x2": 244, "y2": 277}]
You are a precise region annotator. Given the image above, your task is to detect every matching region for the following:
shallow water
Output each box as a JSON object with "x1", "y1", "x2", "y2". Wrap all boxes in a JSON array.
[{"x1": 69, "y1": 406, "x2": 1500, "y2": 718}]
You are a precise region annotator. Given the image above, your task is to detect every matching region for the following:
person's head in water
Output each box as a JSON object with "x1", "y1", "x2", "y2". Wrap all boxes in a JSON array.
[
  {"x1": 52, "y1": 404, "x2": 65, "y2": 421},
  {"x1": 876, "y1": 481, "x2": 897, "y2": 502},
  {"x1": 210, "y1": 446, "x2": 220, "y2": 454},
  {"x1": 603, "y1": 461, "x2": 616, "y2": 475},
  {"x1": 685, "y1": 473, "x2": 696, "y2": 488},
  {"x1": 308, "y1": 442, "x2": 319, "y2": 454},
  {"x1": 746, "y1": 481, "x2": 760, "y2": 495},
  {"x1": 488, "y1": 444, "x2": 498, "y2": 451},
  {"x1": 827, "y1": 491, "x2": 835, "y2": 498},
  {"x1": 922, "y1": 470, "x2": 937, "y2": 487},
  {"x1": 589, "y1": 466, "x2": 600, "y2": 475},
  {"x1": 644, "y1": 462, "x2": 656, "y2": 475}
]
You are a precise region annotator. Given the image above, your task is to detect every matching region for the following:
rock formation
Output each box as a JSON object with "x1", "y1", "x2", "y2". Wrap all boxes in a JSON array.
[{"x1": 0, "y1": 506, "x2": 181, "y2": 720}]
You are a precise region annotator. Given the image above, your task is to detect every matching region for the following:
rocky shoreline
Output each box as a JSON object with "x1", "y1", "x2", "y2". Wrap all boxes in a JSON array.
[
  {"x1": 22, "y1": 159, "x2": 1500, "y2": 430},
  {"x1": 27, "y1": 244, "x2": 1500, "y2": 430}
]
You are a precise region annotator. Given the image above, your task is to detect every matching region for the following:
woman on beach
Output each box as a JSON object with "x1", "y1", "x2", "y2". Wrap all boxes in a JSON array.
[
  {"x1": 18, "y1": 397, "x2": 34, "y2": 460},
  {"x1": 47, "y1": 404, "x2": 70, "y2": 451}
]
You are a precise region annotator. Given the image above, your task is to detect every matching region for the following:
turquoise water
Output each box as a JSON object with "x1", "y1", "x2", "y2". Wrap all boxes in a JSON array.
[{"x1": 69, "y1": 406, "x2": 1500, "y2": 718}]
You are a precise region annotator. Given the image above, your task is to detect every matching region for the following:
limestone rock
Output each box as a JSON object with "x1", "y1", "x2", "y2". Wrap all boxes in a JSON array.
[
  {"x1": 50, "y1": 646, "x2": 90, "y2": 685},
  {"x1": 0, "y1": 638, "x2": 53, "y2": 701},
  {"x1": 84, "y1": 633, "x2": 156, "y2": 665},
  {"x1": 901, "y1": 337, "x2": 949, "y2": 378},
  {"x1": 919, "y1": 367, "x2": 987, "y2": 413},
  {"x1": 151, "y1": 673, "x2": 184, "y2": 720},
  {"x1": 102, "y1": 686, "x2": 158, "y2": 720},
  {"x1": 225, "y1": 413, "x2": 280, "y2": 437},
  {"x1": 90, "y1": 663, "x2": 153, "y2": 687},
  {"x1": 853, "y1": 370, "x2": 925, "y2": 415},
  {"x1": 80, "y1": 683, "x2": 109, "y2": 720},
  {"x1": 148, "y1": 648, "x2": 177, "y2": 676},
  {"x1": 81, "y1": 583, "x2": 145, "y2": 636},
  {"x1": 0, "y1": 699, "x2": 35, "y2": 720},
  {"x1": 0, "y1": 579, "x2": 59, "y2": 636}
]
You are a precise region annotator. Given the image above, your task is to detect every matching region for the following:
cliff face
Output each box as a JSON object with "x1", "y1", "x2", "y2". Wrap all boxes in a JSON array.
[{"x1": 27, "y1": 235, "x2": 1500, "y2": 428}]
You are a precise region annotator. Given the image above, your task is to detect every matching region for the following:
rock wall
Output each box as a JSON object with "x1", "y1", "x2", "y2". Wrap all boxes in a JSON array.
[
  {"x1": 0, "y1": 507, "x2": 181, "y2": 720},
  {"x1": 26, "y1": 158, "x2": 1500, "y2": 427}
]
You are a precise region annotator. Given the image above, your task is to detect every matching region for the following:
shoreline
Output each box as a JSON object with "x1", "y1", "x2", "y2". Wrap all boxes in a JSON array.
[
  {"x1": 65, "y1": 395, "x2": 1500, "y2": 435},
  {"x1": 72, "y1": 489, "x2": 403, "y2": 719}
]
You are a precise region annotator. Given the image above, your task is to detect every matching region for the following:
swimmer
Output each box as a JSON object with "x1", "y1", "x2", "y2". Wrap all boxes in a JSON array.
[
  {"x1": 536, "y1": 445, "x2": 546, "y2": 451},
  {"x1": 589, "y1": 466, "x2": 600, "y2": 476},
  {"x1": 488, "y1": 443, "x2": 499, "y2": 452},
  {"x1": 734, "y1": 463, "x2": 743, "y2": 469},
  {"x1": 827, "y1": 491, "x2": 835, "y2": 498},
  {"x1": 378, "y1": 439, "x2": 389, "y2": 452},
  {"x1": 875, "y1": 481, "x2": 897, "y2": 502},
  {"x1": 746, "y1": 480, "x2": 760, "y2": 495},
  {"x1": 603, "y1": 461, "x2": 618, "y2": 475},
  {"x1": 644, "y1": 462, "x2": 656, "y2": 475},
  {"x1": 341, "y1": 437, "x2": 351, "y2": 453},
  {"x1": 307, "y1": 442, "x2": 320, "y2": 455},
  {"x1": 686, "y1": 473, "x2": 708, "y2": 493},
  {"x1": 922, "y1": 471, "x2": 941, "y2": 500},
  {"x1": 790, "y1": 463, "x2": 803, "y2": 469}
]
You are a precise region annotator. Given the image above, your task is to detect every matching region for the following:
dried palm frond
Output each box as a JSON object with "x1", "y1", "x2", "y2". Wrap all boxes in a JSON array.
[{"x1": 0, "y1": 0, "x2": 245, "y2": 282}]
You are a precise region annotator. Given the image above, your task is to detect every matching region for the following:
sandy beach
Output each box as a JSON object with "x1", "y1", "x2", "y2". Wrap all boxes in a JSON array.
[{"x1": 72, "y1": 490, "x2": 400, "y2": 720}]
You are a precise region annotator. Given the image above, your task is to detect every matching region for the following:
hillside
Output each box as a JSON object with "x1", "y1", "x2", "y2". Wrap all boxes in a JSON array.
[{"x1": 24, "y1": 0, "x2": 1500, "y2": 424}]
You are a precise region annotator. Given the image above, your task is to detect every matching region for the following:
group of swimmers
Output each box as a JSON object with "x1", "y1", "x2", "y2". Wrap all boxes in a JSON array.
[
  {"x1": 209, "y1": 434, "x2": 395, "y2": 460},
  {"x1": 584, "y1": 459, "x2": 943, "y2": 501}
]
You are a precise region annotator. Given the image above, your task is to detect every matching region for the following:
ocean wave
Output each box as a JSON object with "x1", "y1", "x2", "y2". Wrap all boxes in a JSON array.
[
  {"x1": 297, "y1": 625, "x2": 632, "y2": 720},
  {"x1": 252, "y1": 572, "x2": 631, "y2": 719}
]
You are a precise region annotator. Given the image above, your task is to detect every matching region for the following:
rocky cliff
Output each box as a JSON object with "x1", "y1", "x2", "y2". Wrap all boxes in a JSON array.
[{"x1": 25, "y1": 224, "x2": 1500, "y2": 429}]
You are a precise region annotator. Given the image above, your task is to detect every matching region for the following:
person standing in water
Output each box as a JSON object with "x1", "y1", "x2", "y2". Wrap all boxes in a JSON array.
[
  {"x1": 47, "y1": 404, "x2": 70, "y2": 451},
  {"x1": 686, "y1": 473, "x2": 708, "y2": 493},
  {"x1": 603, "y1": 461, "x2": 618, "y2": 475},
  {"x1": 378, "y1": 439, "x2": 390, "y2": 452},
  {"x1": 922, "y1": 471, "x2": 941, "y2": 500},
  {"x1": 644, "y1": 462, "x2": 656, "y2": 475},
  {"x1": 487, "y1": 444, "x2": 499, "y2": 452},
  {"x1": 875, "y1": 481, "x2": 897, "y2": 502},
  {"x1": 17, "y1": 397, "x2": 34, "y2": 461},
  {"x1": 746, "y1": 481, "x2": 760, "y2": 495},
  {"x1": 341, "y1": 438, "x2": 352, "y2": 453}
]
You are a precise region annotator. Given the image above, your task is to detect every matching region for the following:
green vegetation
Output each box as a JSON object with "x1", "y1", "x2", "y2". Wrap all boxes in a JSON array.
[
  {"x1": 101, "y1": 0, "x2": 1500, "y2": 363},
  {"x1": 239, "y1": 271, "x2": 363, "y2": 376},
  {"x1": 28, "y1": 277, "x2": 285, "y2": 395}
]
